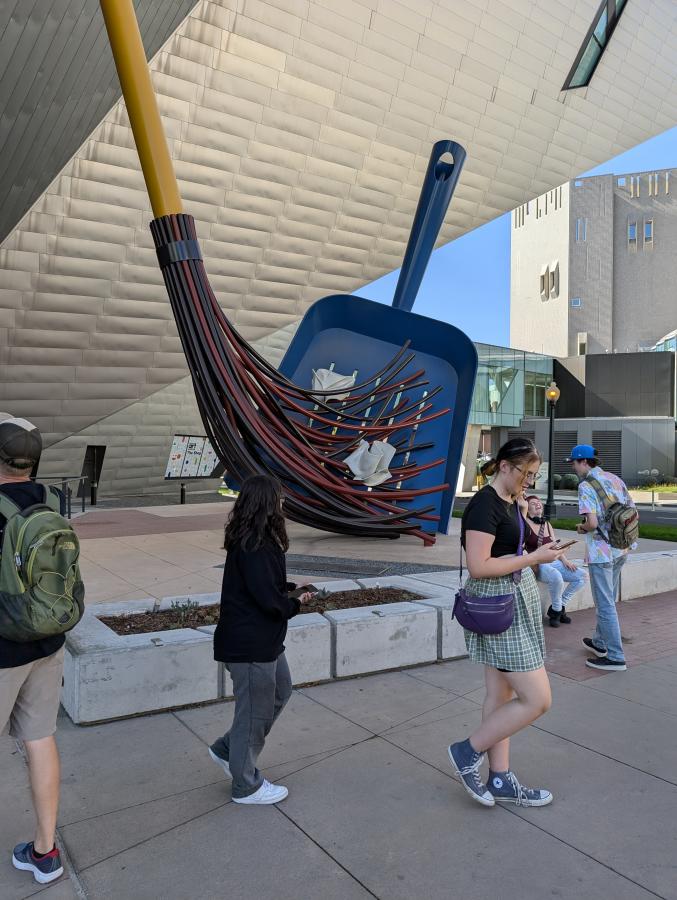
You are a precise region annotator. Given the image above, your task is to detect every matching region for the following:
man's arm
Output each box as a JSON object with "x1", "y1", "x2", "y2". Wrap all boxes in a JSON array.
[{"x1": 577, "y1": 482, "x2": 599, "y2": 534}]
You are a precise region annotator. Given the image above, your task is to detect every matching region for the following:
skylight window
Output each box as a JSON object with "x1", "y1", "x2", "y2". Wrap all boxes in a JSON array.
[{"x1": 563, "y1": 0, "x2": 628, "y2": 90}]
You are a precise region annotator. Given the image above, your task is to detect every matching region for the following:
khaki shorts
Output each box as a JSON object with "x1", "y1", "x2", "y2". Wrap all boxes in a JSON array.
[{"x1": 0, "y1": 648, "x2": 64, "y2": 741}]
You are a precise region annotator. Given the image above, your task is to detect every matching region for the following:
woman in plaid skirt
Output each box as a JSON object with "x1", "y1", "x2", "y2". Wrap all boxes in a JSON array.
[{"x1": 448, "y1": 439, "x2": 565, "y2": 808}]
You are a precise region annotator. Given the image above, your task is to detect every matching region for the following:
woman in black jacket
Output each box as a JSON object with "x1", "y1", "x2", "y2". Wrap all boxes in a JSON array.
[{"x1": 209, "y1": 475, "x2": 312, "y2": 805}]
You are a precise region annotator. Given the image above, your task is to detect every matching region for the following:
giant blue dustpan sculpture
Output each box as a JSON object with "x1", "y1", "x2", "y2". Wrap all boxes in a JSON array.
[{"x1": 280, "y1": 141, "x2": 478, "y2": 540}]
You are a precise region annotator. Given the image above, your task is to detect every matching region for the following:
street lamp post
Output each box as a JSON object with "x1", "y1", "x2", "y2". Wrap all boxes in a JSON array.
[{"x1": 544, "y1": 380, "x2": 561, "y2": 521}]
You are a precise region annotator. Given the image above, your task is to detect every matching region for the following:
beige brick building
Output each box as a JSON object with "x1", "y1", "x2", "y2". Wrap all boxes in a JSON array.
[{"x1": 511, "y1": 167, "x2": 677, "y2": 358}]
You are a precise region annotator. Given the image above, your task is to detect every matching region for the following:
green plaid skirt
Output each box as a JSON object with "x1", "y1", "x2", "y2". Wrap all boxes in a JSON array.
[{"x1": 463, "y1": 567, "x2": 545, "y2": 672}]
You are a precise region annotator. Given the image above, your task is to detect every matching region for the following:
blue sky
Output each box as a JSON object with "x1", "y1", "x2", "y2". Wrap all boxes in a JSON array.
[{"x1": 358, "y1": 125, "x2": 677, "y2": 347}]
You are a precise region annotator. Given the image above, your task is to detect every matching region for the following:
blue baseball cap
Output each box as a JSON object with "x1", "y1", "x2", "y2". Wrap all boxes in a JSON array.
[{"x1": 566, "y1": 444, "x2": 596, "y2": 462}]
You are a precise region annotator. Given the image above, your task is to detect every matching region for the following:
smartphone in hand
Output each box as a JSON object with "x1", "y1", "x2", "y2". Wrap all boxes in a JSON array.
[
  {"x1": 551, "y1": 538, "x2": 577, "y2": 551},
  {"x1": 288, "y1": 584, "x2": 327, "y2": 600}
]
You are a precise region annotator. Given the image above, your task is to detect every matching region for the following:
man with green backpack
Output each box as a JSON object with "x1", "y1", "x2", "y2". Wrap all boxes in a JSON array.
[
  {"x1": 0, "y1": 416, "x2": 85, "y2": 886},
  {"x1": 567, "y1": 444, "x2": 638, "y2": 674}
]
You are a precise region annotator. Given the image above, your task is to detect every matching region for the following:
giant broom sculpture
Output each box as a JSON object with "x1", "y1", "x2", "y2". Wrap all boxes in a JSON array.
[{"x1": 99, "y1": 0, "x2": 475, "y2": 545}]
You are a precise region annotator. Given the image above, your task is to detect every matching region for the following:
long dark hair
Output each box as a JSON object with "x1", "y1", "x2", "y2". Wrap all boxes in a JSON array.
[
  {"x1": 481, "y1": 438, "x2": 541, "y2": 478},
  {"x1": 224, "y1": 474, "x2": 289, "y2": 552}
]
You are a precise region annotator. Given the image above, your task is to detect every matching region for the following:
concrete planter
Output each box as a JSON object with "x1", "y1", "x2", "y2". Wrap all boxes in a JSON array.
[
  {"x1": 285, "y1": 612, "x2": 333, "y2": 685},
  {"x1": 62, "y1": 595, "x2": 222, "y2": 725},
  {"x1": 352, "y1": 575, "x2": 464, "y2": 662},
  {"x1": 324, "y1": 601, "x2": 437, "y2": 678},
  {"x1": 62, "y1": 551, "x2": 677, "y2": 725},
  {"x1": 620, "y1": 551, "x2": 677, "y2": 600}
]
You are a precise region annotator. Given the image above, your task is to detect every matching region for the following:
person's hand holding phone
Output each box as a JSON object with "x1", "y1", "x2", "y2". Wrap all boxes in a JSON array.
[{"x1": 530, "y1": 542, "x2": 567, "y2": 564}]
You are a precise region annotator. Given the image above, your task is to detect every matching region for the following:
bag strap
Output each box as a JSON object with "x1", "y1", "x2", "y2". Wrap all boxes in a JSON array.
[
  {"x1": 516, "y1": 506, "x2": 524, "y2": 557},
  {"x1": 43, "y1": 485, "x2": 62, "y2": 514},
  {"x1": 0, "y1": 490, "x2": 21, "y2": 522},
  {"x1": 585, "y1": 475, "x2": 614, "y2": 512}
]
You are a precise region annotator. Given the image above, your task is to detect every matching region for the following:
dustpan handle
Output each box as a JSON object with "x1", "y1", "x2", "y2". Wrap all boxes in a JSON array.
[{"x1": 391, "y1": 140, "x2": 466, "y2": 312}]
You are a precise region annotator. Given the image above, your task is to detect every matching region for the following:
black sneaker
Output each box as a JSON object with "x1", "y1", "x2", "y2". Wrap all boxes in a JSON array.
[
  {"x1": 12, "y1": 842, "x2": 63, "y2": 884},
  {"x1": 586, "y1": 657, "x2": 626, "y2": 672},
  {"x1": 489, "y1": 771, "x2": 553, "y2": 807},
  {"x1": 546, "y1": 606, "x2": 560, "y2": 628},
  {"x1": 559, "y1": 608, "x2": 572, "y2": 624},
  {"x1": 447, "y1": 742, "x2": 495, "y2": 807},
  {"x1": 582, "y1": 637, "x2": 607, "y2": 657}
]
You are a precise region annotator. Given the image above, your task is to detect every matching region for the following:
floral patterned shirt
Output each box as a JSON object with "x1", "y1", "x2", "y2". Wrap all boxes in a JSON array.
[{"x1": 578, "y1": 466, "x2": 634, "y2": 564}]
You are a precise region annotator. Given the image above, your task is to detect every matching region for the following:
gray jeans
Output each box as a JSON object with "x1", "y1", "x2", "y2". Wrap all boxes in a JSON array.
[{"x1": 211, "y1": 653, "x2": 293, "y2": 798}]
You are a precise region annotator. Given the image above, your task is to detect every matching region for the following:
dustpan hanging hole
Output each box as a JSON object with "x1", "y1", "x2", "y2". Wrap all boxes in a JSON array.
[{"x1": 435, "y1": 152, "x2": 455, "y2": 181}]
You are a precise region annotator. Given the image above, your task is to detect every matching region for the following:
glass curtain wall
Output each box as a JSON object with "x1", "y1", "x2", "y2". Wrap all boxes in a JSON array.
[{"x1": 470, "y1": 343, "x2": 553, "y2": 427}]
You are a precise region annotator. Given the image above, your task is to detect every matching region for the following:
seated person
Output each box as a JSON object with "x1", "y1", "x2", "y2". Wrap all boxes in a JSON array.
[{"x1": 524, "y1": 495, "x2": 586, "y2": 627}]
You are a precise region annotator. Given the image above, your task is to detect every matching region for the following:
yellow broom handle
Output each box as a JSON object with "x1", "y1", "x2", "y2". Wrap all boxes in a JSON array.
[{"x1": 100, "y1": 0, "x2": 183, "y2": 217}]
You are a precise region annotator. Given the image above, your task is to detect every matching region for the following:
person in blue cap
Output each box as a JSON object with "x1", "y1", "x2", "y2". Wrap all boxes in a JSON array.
[{"x1": 567, "y1": 444, "x2": 636, "y2": 671}]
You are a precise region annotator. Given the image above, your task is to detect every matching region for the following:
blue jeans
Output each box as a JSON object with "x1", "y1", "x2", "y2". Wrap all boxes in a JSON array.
[
  {"x1": 588, "y1": 557, "x2": 626, "y2": 662},
  {"x1": 538, "y1": 560, "x2": 587, "y2": 611}
]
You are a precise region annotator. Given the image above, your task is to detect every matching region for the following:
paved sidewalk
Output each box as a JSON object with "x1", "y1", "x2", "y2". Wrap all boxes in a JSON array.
[{"x1": 3, "y1": 595, "x2": 677, "y2": 900}]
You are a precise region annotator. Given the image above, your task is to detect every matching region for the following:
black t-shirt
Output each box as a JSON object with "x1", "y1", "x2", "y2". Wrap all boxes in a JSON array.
[
  {"x1": 0, "y1": 481, "x2": 66, "y2": 669},
  {"x1": 461, "y1": 485, "x2": 524, "y2": 557}
]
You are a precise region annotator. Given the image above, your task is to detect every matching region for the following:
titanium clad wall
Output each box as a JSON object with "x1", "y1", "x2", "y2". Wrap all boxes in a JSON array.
[{"x1": 0, "y1": 0, "x2": 199, "y2": 241}]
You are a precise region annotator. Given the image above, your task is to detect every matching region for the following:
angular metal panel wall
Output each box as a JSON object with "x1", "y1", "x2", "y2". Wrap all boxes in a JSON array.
[
  {"x1": 37, "y1": 324, "x2": 293, "y2": 496},
  {"x1": 2, "y1": 0, "x2": 677, "y2": 494},
  {"x1": 0, "y1": 0, "x2": 199, "y2": 241}
]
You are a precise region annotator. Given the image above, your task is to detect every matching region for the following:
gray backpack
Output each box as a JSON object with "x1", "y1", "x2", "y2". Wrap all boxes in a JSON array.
[{"x1": 586, "y1": 476, "x2": 639, "y2": 550}]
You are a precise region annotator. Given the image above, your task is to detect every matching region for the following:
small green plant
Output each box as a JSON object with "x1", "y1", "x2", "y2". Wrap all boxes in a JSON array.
[
  {"x1": 552, "y1": 473, "x2": 561, "y2": 489},
  {"x1": 170, "y1": 599, "x2": 200, "y2": 624}
]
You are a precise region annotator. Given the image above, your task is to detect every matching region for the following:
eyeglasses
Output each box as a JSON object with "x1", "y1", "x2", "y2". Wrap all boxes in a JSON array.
[{"x1": 513, "y1": 465, "x2": 541, "y2": 483}]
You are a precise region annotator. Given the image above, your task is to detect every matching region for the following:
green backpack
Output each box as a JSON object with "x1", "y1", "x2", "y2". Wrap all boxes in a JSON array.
[
  {"x1": 0, "y1": 486, "x2": 85, "y2": 642},
  {"x1": 586, "y1": 476, "x2": 639, "y2": 551}
]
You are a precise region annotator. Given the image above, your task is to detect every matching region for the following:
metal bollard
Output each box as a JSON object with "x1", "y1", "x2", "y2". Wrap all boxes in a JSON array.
[
  {"x1": 90, "y1": 482, "x2": 98, "y2": 506},
  {"x1": 180, "y1": 482, "x2": 186, "y2": 504},
  {"x1": 67, "y1": 487, "x2": 72, "y2": 519},
  {"x1": 81, "y1": 478, "x2": 86, "y2": 513}
]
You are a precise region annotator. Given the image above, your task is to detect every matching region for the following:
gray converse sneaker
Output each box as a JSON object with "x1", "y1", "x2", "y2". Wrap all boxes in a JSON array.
[
  {"x1": 447, "y1": 741, "x2": 495, "y2": 807},
  {"x1": 489, "y1": 771, "x2": 553, "y2": 807}
]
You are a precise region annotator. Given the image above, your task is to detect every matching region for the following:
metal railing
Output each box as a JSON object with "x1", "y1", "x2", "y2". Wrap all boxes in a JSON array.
[{"x1": 32, "y1": 475, "x2": 93, "y2": 519}]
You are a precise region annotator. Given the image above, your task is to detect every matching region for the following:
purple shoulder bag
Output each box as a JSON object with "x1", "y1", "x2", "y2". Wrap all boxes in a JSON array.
[{"x1": 452, "y1": 507, "x2": 525, "y2": 635}]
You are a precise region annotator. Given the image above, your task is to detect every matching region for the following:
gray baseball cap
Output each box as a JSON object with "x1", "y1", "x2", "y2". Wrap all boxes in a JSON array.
[{"x1": 0, "y1": 415, "x2": 42, "y2": 468}]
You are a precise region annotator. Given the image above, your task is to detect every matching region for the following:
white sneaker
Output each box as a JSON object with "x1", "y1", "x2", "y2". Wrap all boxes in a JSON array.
[
  {"x1": 208, "y1": 747, "x2": 231, "y2": 778},
  {"x1": 233, "y1": 779, "x2": 288, "y2": 805}
]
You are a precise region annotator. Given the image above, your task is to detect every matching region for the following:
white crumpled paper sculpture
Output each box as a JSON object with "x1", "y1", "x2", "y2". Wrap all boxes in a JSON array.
[
  {"x1": 311, "y1": 368, "x2": 356, "y2": 402},
  {"x1": 344, "y1": 440, "x2": 396, "y2": 486}
]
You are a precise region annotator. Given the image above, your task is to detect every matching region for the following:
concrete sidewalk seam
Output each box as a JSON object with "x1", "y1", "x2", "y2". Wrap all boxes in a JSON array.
[
  {"x1": 531, "y1": 722, "x2": 677, "y2": 788},
  {"x1": 54, "y1": 827, "x2": 89, "y2": 900},
  {"x1": 69, "y1": 743, "x2": 374, "y2": 879},
  {"x1": 58, "y1": 777, "x2": 230, "y2": 830},
  {"x1": 274, "y1": 805, "x2": 381, "y2": 900},
  {"x1": 404, "y1": 668, "x2": 468, "y2": 695},
  {"x1": 496, "y1": 801, "x2": 668, "y2": 900},
  {"x1": 73, "y1": 802, "x2": 233, "y2": 877}
]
